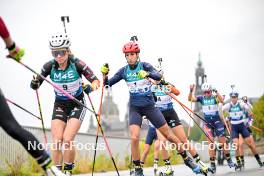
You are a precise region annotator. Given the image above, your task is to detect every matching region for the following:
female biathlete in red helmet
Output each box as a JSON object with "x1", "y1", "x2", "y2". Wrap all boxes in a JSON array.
[
  {"x1": 0, "y1": 16, "x2": 66, "y2": 176},
  {"x1": 100, "y1": 41, "x2": 208, "y2": 176}
]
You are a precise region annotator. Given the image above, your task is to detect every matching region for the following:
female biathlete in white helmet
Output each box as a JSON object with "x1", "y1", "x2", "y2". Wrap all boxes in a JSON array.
[
  {"x1": 0, "y1": 17, "x2": 66, "y2": 176},
  {"x1": 101, "y1": 40, "x2": 208, "y2": 176},
  {"x1": 222, "y1": 91, "x2": 264, "y2": 169},
  {"x1": 30, "y1": 32, "x2": 100, "y2": 175},
  {"x1": 188, "y1": 83, "x2": 237, "y2": 174}
]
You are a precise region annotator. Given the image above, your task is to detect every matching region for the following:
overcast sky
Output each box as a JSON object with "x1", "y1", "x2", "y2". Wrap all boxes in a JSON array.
[{"x1": 1, "y1": 0, "x2": 264, "y2": 132}]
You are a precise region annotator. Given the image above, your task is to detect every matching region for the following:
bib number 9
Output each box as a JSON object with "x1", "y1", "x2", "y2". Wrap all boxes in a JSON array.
[{"x1": 63, "y1": 85, "x2": 68, "y2": 90}]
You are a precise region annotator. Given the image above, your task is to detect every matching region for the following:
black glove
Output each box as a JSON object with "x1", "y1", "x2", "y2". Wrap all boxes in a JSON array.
[
  {"x1": 83, "y1": 84, "x2": 93, "y2": 94},
  {"x1": 160, "y1": 78, "x2": 169, "y2": 85},
  {"x1": 30, "y1": 78, "x2": 40, "y2": 90}
]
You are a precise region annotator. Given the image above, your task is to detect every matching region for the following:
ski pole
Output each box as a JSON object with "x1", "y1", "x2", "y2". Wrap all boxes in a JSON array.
[
  {"x1": 179, "y1": 101, "x2": 214, "y2": 143},
  {"x1": 187, "y1": 101, "x2": 192, "y2": 139},
  {"x1": 90, "y1": 76, "x2": 105, "y2": 176},
  {"x1": 61, "y1": 16, "x2": 70, "y2": 34},
  {"x1": 6, "y1": 98, "x2": 41, "y2": 120},
  {"x1": 34, "y1": 76, "x2": 48, "y2": 144},
  {"x1": 251, "y1": 125, "x2": 262, "y2": 133}
]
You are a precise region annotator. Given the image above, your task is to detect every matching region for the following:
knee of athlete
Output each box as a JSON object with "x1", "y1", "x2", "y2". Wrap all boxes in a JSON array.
[
  {"x1": 52, "y1": 135, "x2": 63, "y2": 144},
  {"x1": 51, "y1": 138, "x2": 63, "y2": 151},
  {"x1": 165, "y1": 129, "x2": 177, "y2": 143},
  {"x1": 247, "y1": 140, "x2": 254, "y2": 147},
  {"x1": 144, "y1": 148, "x2": 150, "y2": 155},
  {"x1": 159, "y1": 139, "x2": 167, "y2": 147},
  {"x1": 63, "y1": 138, "x2": 74, "y2": 149},
  {"x1": 218, "y1": 136, "x2": 226, "y2": 144},
  {"x1": 130, "y1": 133, "x2": 140, "y2": 142}
]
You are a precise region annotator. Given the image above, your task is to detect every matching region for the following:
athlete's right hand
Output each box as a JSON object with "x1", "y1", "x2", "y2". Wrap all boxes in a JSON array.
[
  {"x1": 101, "y1": 63, "x2": 109, "y2": 75},
  {"x1": 190, "y1": 84, "x2": 195, "y2": 93},
  {"x1": 30, "y1": 77, "x2": 40, "y2": 90}
]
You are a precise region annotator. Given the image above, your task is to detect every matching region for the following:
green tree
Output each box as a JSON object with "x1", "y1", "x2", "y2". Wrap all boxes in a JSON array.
[{"x1": 252, "y1": 94, "x2": 264, "y2": 138}]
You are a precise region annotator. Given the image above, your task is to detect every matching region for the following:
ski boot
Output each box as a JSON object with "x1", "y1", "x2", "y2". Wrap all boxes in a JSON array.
[
  {"x1": 46, "y1": 166, "x2": 67, "y2": 176},
  {"x1": 184, "y1": 157, "x2": 207, "y2": 175},
  {"x1": 154, "y1": 162, "x2": 158, "y2": 175},
  {"x1": 134, "y1": 166, "x2": 144, "y2": 176},
  {"x1": 159, "y1": 165, "x2": 174, "y2": 176},
  {"x1": 227, "y1": 159, "x2": 238, "y2": 169},
  {"x1": 209, "y1": 162, "x2": 216, "y2": 175}
]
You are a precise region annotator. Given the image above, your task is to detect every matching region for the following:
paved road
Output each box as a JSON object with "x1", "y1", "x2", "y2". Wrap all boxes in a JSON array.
[{"x1": 77, "y1": 156, "x2": 264, "y2": 176}]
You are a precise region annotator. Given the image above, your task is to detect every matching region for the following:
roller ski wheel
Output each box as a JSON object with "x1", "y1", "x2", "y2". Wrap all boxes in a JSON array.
[
  {"x1": 158, "y1": 171, "x2": 174, "y2": 176},
  {"x1": 235, "y1": 164, "x2": 242, "y2": 171},
  {"x1": 154, "y1": 168, "x2": 158, "y2": 176},
  {"x1": 134, "y1": 168, "x2": 144, "y2": 176},
  {"x1": 130, "y1": 170, "x2": 135, "y2": 176},
  {"x1": 258, "y1": 162, "x2": 264, "y2": 168},
  {"x1": 198, "y1": 160, "x2": 210, "y2": 173}
]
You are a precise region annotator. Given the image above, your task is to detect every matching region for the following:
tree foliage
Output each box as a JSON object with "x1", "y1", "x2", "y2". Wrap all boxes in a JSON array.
[{"x1": 252, "y1": 94, "x2": 264, "y2": 137}]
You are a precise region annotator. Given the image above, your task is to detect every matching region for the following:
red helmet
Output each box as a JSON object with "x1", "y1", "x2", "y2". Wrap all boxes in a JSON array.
[{"x1": 122, "y1": 42, "x2": 140, "y2": 53}]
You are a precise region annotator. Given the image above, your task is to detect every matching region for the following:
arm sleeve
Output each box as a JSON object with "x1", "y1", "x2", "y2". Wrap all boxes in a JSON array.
[
  {"x1": 196, "y1": 96, "x2": 203, "y2": 103},
  {"x1": 75, "y1": 58, "x2": 99, "y2": 83},
  {"x1": 142, "y1": 62, "x2": 162, "y2": 81},
  {"x1": 0, "y1": 17, "x2": 10, "y2": 39},
  {"x1": 222, "y1": 103, "x2": 230, "y2": 112},
  {"x1": 241, "y1": 102, "x2": 251, "y2": 113},
  {"x1": 107, "y1": 67, "x2": 125, "y2": 87},
  {"x1": 36, "y1": 60, "x2": 53, "y2": 85}
]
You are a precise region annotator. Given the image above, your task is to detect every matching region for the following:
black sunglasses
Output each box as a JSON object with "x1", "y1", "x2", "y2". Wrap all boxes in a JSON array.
[{"x1": 52, "y1": 50, "x2": 67, "y2": 57}]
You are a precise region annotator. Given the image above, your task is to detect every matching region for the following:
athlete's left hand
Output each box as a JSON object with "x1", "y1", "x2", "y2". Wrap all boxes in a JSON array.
[{"x1": 137, "y1": 70, "x2": 149, "y2": 79}]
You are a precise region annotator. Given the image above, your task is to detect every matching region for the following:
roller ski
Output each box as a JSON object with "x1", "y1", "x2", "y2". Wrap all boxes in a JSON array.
[
  {"x1": 227, "y1": 160, "x2": 240, "y2": 171},
  {"x1": 198, "y1": 160, "x2": 215, "y2": 176},
  {"x1": 46, "y1": 166, "x2": 67, "y2": 176},
  {"x1": 241, "y1": 159, "x2": 245, "y2": 170},
  {"x1": 184, "y1": 157, "x2": 208, "y2": 175},
  {"x1": 208, "y1": 163, "x2": 216, "y2": 176},
  {"x1": 154, "y1": 162, "x2": 159, "y2": 175},
  {"x1": 64, "y1": 171, "x2": 72, "y2": 176},
  {"x1": 134, "y1": 165, "x2": 144, "y2": 176},
  {"x1": 258, "y1": 161, "x2": 264, "y2": 168},
  {"x1": 235, "y1": 163, "x2": 242, "y2": 171},
  {"x1": 158, "y1": 165, "x2": 174, "y2": 176},
  {"x1": 130, "y1": 169, "x2": 135, "y2": 176}
]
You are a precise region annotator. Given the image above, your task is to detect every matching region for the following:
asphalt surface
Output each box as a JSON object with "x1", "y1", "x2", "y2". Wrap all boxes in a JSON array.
[{"x1": 77, "y1": 156, "x2": 264, "y2": 176}]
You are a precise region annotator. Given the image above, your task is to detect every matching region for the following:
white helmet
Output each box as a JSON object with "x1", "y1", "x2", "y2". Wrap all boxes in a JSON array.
[
  {"x1": 201, "y1": 83, "x2": 212, "y2": 92},
  {"x1": 49, "y1": 32, "x2": 71, "y2": 49},
  {"x1": 229, "y1": 90, "x2": 239, "y2": 97}
]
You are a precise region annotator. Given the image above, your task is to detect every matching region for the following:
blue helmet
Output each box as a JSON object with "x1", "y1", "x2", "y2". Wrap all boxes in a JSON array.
[{"x1": 230, "y1": 91, "x2": 239, "y2": 97}]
